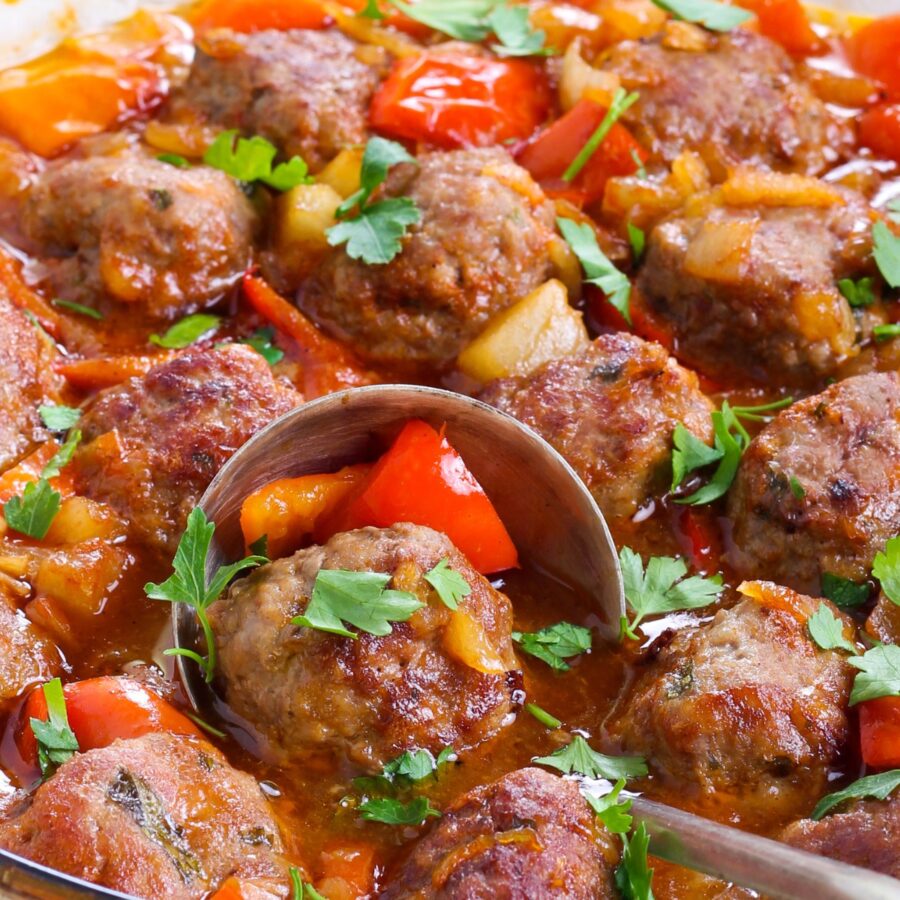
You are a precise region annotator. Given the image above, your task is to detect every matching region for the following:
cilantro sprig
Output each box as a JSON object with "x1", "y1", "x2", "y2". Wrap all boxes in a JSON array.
[
  {"x1": 848, "y1": 644, "x2": 900, "y2": 705},
  {"x1": 873, "y1": 220, "x2": 900, "y2": 289},
  {"x1": 290, "y1": 869, "x2": 326, "y2": 900},
  {"x1": 52, "y1": 298, "x2": 104, "y2": 321},
  {"x1": 619, "y1": 547, "x2": 722, "y2": 642},
  {"x1": 513, "y1": 622, "x2": 592, "y2": 671},
  {"x1": 29, "y1": 678, "x2": 79, "y2": 778},
  {"x1": 558, "y1": 217, "x2": 632, "y2": 325},
  {"x1": 807, "y1": 604, "x2": 856, "y2": 655},
  {"x1": 150, "y1": 314, "x2": 221, "y2": 350},
  {"x1": 488, "y1": 5, "x2": 550, "y2": 57},
  {"x1": 562, "y1": 88, "x2": 640, "y2": 183},
  {"x1": 424, "y1": 558, "x2": 471, "y2": 610},
  {"x1": 39, "y1": 404, "x2": 81, "y2": 432},
  {"x1": 240, "y1": 327, "x2": 284, "y2": 367},
  {"x1": 616, "y1": 822, "x2": 655, "y2": 900},
  {"x1": 585, "y1": 778, "x2": 633, "y2": 834},
  {"x1": 838, "y1": 277, "x2": 876, "y2": 308},
  {"x1": 650, "y1": 0, "x2": 751, "y2": 31},
  {"x1": 359, "y1": 795, "x2": 442, "y2": 825},
  {"x1": 203, "y1": 131, "x2": 313, "y2": 191},
  {"x1": 821, "y1": 573, "x2": 870, "y2": 609},
  {"x1": 327, "y1": 137, "x2": 421, "y2": 265},
  {"x1": 873, "y1": 536, "x2": 900, "y2": 605},
  {"x1": 533, "y1": 735, "x2": 647, "y2": 780},
  {"x1": 812, "y1": 770, "x2": 900, "y2": 821},
  {"x1": 145, "y1": 507, "x2": 267, "y2": 682},
  {"x1": 526, "y1": 703, "x2": 562, "y2": 729}
]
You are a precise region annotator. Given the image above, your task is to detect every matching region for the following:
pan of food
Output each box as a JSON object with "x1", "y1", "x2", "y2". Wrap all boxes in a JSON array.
[{"x1": 0, "y1": 0, "x2": 896, "y2": 897}]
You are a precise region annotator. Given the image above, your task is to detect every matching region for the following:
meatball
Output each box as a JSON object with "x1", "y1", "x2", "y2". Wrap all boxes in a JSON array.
[
  {"x1": 172, "y1": 29, "x2": 381, "y2": 172},
  {"x1": 297, "y1": 148, "x2": 557, "y2": 369},
  {"x1": 0, "y1": 289, "x2": 61, "y2": 470},
  {"x1": 728, "y1": 373, "x2": 900, "y2": 595},
  {"x1": 0, "y1": 733, "x2": 289, "y2": 899},
  {"x1": 208, "y1": 524, "x2": 521, "y2": 769},
  {"x1": 607, "y1": 589, "x2": 853, "y2": 824},
  {"x1": 22, "y1": 153, "x2": 257, "y2": 318},
  {"x1": 599, "y1": 30, "x2": 852, "y2": 177},
  {"x1": 381, "y1": 768, "x2": 619, "y2": 899},
  {"x1": 479, "y1": 334, "x2": 713, "y2": 520},
  {"x1": 637, "y1": 189, "x2": 881, "y2": 386},
  {"x1": 781, "y1": 792, "x2": 900, "y2": 878},
  {"x1": 73, "y1": 345, "x2": 300, "y2": 557}
]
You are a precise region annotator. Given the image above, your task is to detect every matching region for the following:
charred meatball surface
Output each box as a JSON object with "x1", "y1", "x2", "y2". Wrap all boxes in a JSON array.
[
  {"x1": 381, "y1": 767, "x2": 619, "y2": 899},
  {"x1": 637, "y1": 190, "x2": 880, "y2": 386},
  {"x1": 607, "y1": 591, "x2": 853, "y2": 825},
  {"x1": 297, "y1": 148, "x2": 557, "y2": 369},
  {"x1": 728, "y1": 372, "x2": 900, "y2": 595},
  {"x1": 479, "y1": 334, "x2": 713, "y2": 520},
  {"x1": 21, "y1": 153, "x2": 256, "y2": 318},
  {"x1": 73, "y1": 345, "x2": 300, "y2": 557},
  {"x1": 172, "y1": 29, "x2": 381, "y2": 171},
  {"x1": 599, "y1": 30, "x2": 852, "y2": 177},
  {"x1": 0, "y1": 733, "x2": 288, "y2": 899},
  {"x1": 208, "y1": 524, "x2": 521, "y2": 769}
]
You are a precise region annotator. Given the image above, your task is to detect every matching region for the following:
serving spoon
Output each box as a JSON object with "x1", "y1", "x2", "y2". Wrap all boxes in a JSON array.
[{"x1": 173, "y1": 384, "x2": 899, "y2": 900}]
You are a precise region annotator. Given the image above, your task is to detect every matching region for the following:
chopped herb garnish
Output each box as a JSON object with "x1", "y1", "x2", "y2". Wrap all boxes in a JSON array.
[
  {"x1": 585, "y1": 778, "x2": 632, "y2": 834},
  {"x1": 619, "y1": 546, "x2": 722, "y2": 642},
  {"x1": 562, "y1": 88, "x2": 640, "y2": 183},
  {"x1": 874, "y1": 324, "x2": 900, "y2": 341},
  {"x1": 812, "y1": 769, "x2": 900, "y2": 821},
  {"x1": 650, "y1": 0, "x2": 751, "y2": 31},
  {"x1": 424, "y1": 558, "x2": 471, "y2": 610},
  {"x1": 615, "y1": 822, "x2": 655, "y2": 900},
  {"x1": 627, "y1": 222, "x2": 645, "y2": 260},
  {"x1": 292, "y1": 569, "x2": 424, "y2": 639},
  {"x1": 387, "y1": 0, "x2": 501, "y2": 41},
  {"x1": 39, "y1": 404, "x2": 81, "y2": 432},
  {"x1": 848, "y1": 644, "x2": 900, "y2": 705},
  {"x1": 42, "y1": 430, "x2": 81, "y2": 480},
  {"x1": 512, "y1": 621, "x2": 592, "y2": 671},
  {"x1": 52, "y1": 298, "x2": 104, "y2": 321},
  {"x1": 873, "y1": 536, "x2": 900, "y2": 605},
  {"x1": 203, "y1": 131, "x2": 313, "y2": 191},
  {"x1": 354, "y1": 746, "x2": 455, "y2": 797},
  {"x1": 525, "y1": 702, "x2": 562, "y2": 729},
  {"x1": 670, "y1": 423, "x2": 723, "y2": 492},
  {"x1": 888, "y1": 198, "x2": 900, "y2": 225},
  {"x1": 240, "y1": 326, "x2": 284, "y2": 366},
  {"x1": 327, "y1": 137, "x2": 421, "y2": 265},
  {"x1": 821, "y1": 573, "x2": 870, "y2": 609},
  {"x1": 145, "y1": 507, "x2": 267, "y2": 682},
  {"x1": 29, "y1": 678, "x2": 79, "y2": 777},
  {"x1": 248, "y1": 534, "x2": 269, "y2": 559},
  {"x1": 838, "y1": 277, "x2": 876, "y2": 308},
  {"x1": 789, "y1": 476, "x2": 806, "y2": 500},
  {"x1": 149, "y1": 314, "x2": 221, "y2": 350},
  {"x1": 807, "y1": 604, "x2": 856, "y2": 655},
  {"x1": 358, "y1": 0, "x2": 386, "y2": 18},
  {"x1": 488, "y1": 5, "x2": 550, "y2": 57},
  {"x1": 630, "y1": 148, "x2": 648, "y2": 180},
  {"x1": 359, "y1": 795, "x2": 442, "y2": 825},
  {"x1": 533, "y1": 735, "x2": 647, "y2": 780},
  {"x1": 558, "y1": 217, "x2": 632, "y2": 325},
  {"x1": 290, "y1": 868, "x2": 326, "y2": 900},
  {"x1": 158, "y1": 153, "x2": 191, "y2": 169},
  {"x1": 873, "y1": 221, "x2": 900, "y2": 289}
]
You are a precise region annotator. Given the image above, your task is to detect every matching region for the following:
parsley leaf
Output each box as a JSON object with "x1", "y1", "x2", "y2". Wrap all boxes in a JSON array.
[
  {"x1": 875, "y1": 324, "x2": 900, "y2": 342},
  {"x1": 525, "y1": 703, "x2": 562, "y2": 729},
  {"x1": 42, "y1": 430, "x2": 81, "y2": 481},
  {"x1": 812, "y1": 770, "x2": 900, "y2": 821},
  {"x1": 558, "y1": 217, "x2": 632, "y2": 325},
  {"x1": 615, "y1": 822, "x2": 655, "y2": 900},
  {"x1": 29, "y1": 678, "x2": 79, "y2": 778},
  {"x1": 888, "y1": 198, "x2": 900, "y2": 225},
  {"x1": 838, "y1": 277, "x2": 876, "y2": 308},
  {"x1": 873, "y1": 536, "x2": 900, "y2": 605},
  {"x1": 650, "y1": 0, "x2": 751, "y2": 31},
  {"x1": 52, "y1": 298, "x2": 104, "y2": 320},
  {"x1": 358, "y1": 0, "x2": 386, "y2": 18},
  {"x1": 293, "y1": 569, "x2": 424, "y2": 639},
  {"x1": 563, "y1": 88, "x2": 640, "y2": 183},
  {"x1": 848, "y1": 644, "x2": 900, "y2": 705},
  {"x1": 290, "y1": 868, "x2": 326, "y2": 900},
  {"x1": 533, "y1": 735, "x2": 647, "y2": 780},
  {"x1": 240, "y1": 327, "x2": 284, "y2": 366},
  {"x1": 874, "y1": 221, "x2": 900, "y2": 289},
  {"x1": 248, "y1": 534, "x2": 269, "y2": 558},
  {"x1": 385, "y1": 747, "x2": 455, "y2": 783},
  {"x1": 423, "y1": 558, "x2": 471, "y2": 610},
  {"x1": 512, "y1": 621, "x2": 592, "y2": 671},
  {"x1": 670, "y1": 423, "x2": 723, "y2": 491},
  {"x1": 821, "y1": 573, "x2": 870, "y2": 609},
  {"x1": 145, "y1": 507, "x2": 267, "y2": 682},
  {"x1": 627, "y1": 222, "x2": 645, "y2": 260},
  {"x1": 489, "y1": 5, "x2": 550, "y2": 57},
  {"x1": 359, "y1": 795, "x2": 442, "y2": 825},
  {"x1": 807, "y1": 604, "x2": 856, "y2": 654},
  {"x1": 789, "y1": 476, "x2": 806, "y2": 500},
  {"x1": 158, "y1": 152, "x2": 191, "y2": 169},
  {"x1": 619, "y1": 546, "x2": 722, "y2": 641},
  {"x1": 150, "y1": 314, "x2": 221, "y2": 350},
  {"x1": 388, "y1": 0, "x2": 501, "y2": 40},
  {"x1": 337, "y1": 137, "x2": 415, "y2": 216},
  {"x1": 203, "y1": 131, "x2": 313, "y2": 191},
  {"x1": 585, "y1": 778, "x2": 632, "y2": 834},
  {"x1": 39, "y1": 404, "x2": 81, "y2": 432}
]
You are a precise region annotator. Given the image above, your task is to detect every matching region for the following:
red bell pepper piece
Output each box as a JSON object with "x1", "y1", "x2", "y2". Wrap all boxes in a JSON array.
[
  {"x1": 324, "y1": 420, "x2": 518, "y2": 574},
  {"x1": 189, "y1": 0, "x2": 331, "y2": 32},
  {"x1": 860, "y1": 696, "x2": 900, "y2": 769},
  {"x1": 734, "y1": 0, "x2": 822, "y2": 56},
  {"x1": 858, "y1": 103, "x2": 900, "y2": 164},
  {"x1": 370, "y1": 50, "x2": 550, "y2": 149},
  {"x1": 845, "y1": 15, "x2": 900, "y2": 100}
]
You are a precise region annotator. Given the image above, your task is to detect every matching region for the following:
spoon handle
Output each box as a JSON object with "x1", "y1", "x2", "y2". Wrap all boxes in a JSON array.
[{"x1": 633, "y1": 796, "x2": 900, "y2": 899}]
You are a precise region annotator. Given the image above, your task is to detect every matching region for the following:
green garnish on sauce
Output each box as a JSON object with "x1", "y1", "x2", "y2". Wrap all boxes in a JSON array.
[
  {"x1": 30, "y1": 678, "x2": 79, "y2": 778},
  {"x1": 807, "y1": 604, "x2": 855, "y2": 655},
  {"x1": 585, "y1": 778, "x2": 632, "y2": 834},
  {"x1": 650, "y1": 0, "x2": 751, "y2": 31},
  {"x1": 150, "y1": 314, "x2": 221, "y2": 350},
  {"x1": 52, "y1": 298, "x2": 104, "y2": 321},
  {"x1": 812, "y1": 769, "x2": 900, "y2": 821},
  {"x1": 39, "y1": 404, "x2": 81, "y2": 432},
  {"x1": 562, "y1": 88, "x2": 640, "y2": 183},
  {"x1": 358, "y1": 795, "x2": 442, "y2": 826},
  {"x1": 513, "y1": 621, "x2": 592, "y2": 671},
  {"x1": 203, "y1": 131, "x2": 313, "y2": 191},
  {"x1": 821, "y1": 573, "x2": 870, "y2": 609},
  {"x1": 848, "y1": 644, "x2": 900, "y2": 705},
  {"x1": 873, "y1": 220, "x2": 900, "y2": 289},
  {"x1": 525, "y1": 703, "x2": 562, "y2": 729},
  {"x1": 873, "y1": 535, "x2": 900, "y2": 604},
  {"x1": 615, "y1": 822, "x2": 655, "y2": 900},
  {"x1": 533, "y1": 735, "x2": 647, "y2": 780},
  {"x1": 424, "y1": 558, "x2": 471, "y2": 610}
]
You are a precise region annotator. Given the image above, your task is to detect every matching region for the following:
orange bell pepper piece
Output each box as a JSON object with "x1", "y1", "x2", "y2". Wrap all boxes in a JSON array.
[
  {"x1": 316, "y1": 842, "x2": 377, "y2": 899},
  {"x1": 734, "y1": 0, "x2": 822, "y2": 56},
  {"x1": 859, "y1": 103, "x2": 900, "y2": 165},
  {"x1": 845, "y1": 14, "x2": 900, "y2": 100},
  {"x1": 55, "y1": 354, "x2": 170, "y2": 391},
  {"x1": 859, "y1": 696, "x2": 900, "y2": 769},
  {"x1": 189, "y1": 0, "x2": 331, "y2": 33},
  {"x1": 0, "y1": 441, "x2": 75, "y2": 505}
]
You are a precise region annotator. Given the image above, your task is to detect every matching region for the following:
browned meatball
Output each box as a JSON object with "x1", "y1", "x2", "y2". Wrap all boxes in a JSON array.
[
  {"x1": 297, "y1": 148, "x2": 557, "y2": 369},
  {"x1": 0, "y1": 733, "x2": 290, "y2": 899},
  {"x1": 781, "y1": 792, "x2": 900, "y2": 878},
  {"x1": 22, "y1": 153, "x2": 257, "y2": 318},
  {"x1": 381, "y1": 768, "x2": 619, "y2": 899},
  {"x1": 208, "y1": 524, "x2": 521, "y2": 770},
  {"x1": 637, "y1": 190, "x2": 882, "y2": 386},
  {"x1": 479, "y1": 334, "x2": 713, "y2": 520},
  {"x1": 73, "y1": 345, "x2": 300, "y2": 557},
  {"x1": 0, "y1": 289, "x2": 61, "y2": 470},
  {"x1": 607, "y1": 589, "x2": 853, "y2": 825},
  {"x1": 728, "y1": 373, "x2": 900, "y2": 595},
  {"x1": 173, "y1": 29, "x2": 382, "y2": 171},
  {"x1": 599, "y1": 30, "x2": 853, "y2": 177}
]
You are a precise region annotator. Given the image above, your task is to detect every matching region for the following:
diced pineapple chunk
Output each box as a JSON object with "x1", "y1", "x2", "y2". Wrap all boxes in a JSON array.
[
  {"x1": 457, "y1": 280, "x2": 589, "y2": 383},
  {"x1": 34, "y1": 539, "x2": 126, "y2": 620},
  {"x1": 317, "y1": 147, "x2": 364, "y2": 199},
  {"x1": 43, "y1": 496, "x2": 126, "y2": 545},
  {"x1": 443, "y1": 609, "x2": 508, "y2": 675},
  {"x1": 275, "y1": 182, "x2": 343, "y2": 283}
]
